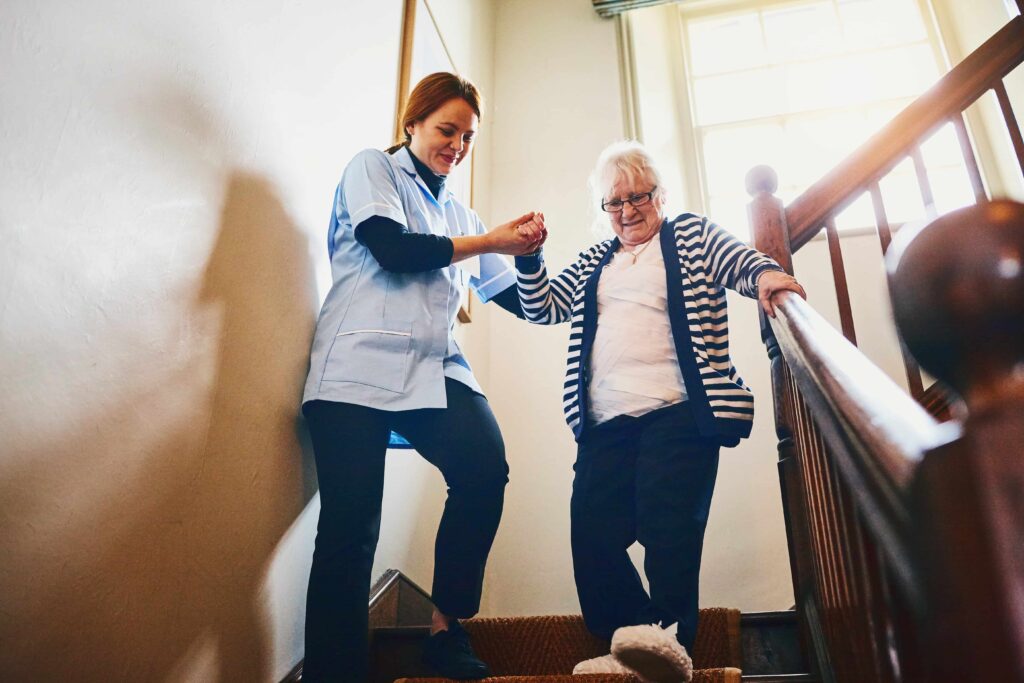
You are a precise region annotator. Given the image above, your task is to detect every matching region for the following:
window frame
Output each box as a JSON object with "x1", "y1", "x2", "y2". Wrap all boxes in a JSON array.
[{"x1": 672, "y1": 0, "x2": 955, "y2": 235}]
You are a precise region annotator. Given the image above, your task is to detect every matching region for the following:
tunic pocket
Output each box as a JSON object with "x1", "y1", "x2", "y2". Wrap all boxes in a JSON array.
[{"x1": 322, "y1": 318, "x2": 414, "y2": 393}]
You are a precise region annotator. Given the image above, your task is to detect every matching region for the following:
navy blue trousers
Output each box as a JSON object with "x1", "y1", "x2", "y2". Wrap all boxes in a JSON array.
[
  {"x1": 302, "y1": 378, "x2": 509, "y2": 683},
  {"x1": 571, "y1": 401, "x2": 720, "y2": 652}
]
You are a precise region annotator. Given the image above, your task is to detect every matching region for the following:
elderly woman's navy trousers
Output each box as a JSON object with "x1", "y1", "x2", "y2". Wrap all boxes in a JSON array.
[
  {"x1": 570, "y1": 400, "x2": 720, "y2": 653},
  {"x1": 301, "y1": 378, "x2": 509, "y2": 683}
]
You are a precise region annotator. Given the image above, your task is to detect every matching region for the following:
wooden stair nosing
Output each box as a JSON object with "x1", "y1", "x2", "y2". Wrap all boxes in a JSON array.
[{"x1": 739, "y1": 610, "x2": 798, "y2": 626}]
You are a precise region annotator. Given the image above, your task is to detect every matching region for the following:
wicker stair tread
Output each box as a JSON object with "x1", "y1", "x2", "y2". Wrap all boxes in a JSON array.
[
  {"x1": 397, "y1": 666, "x2": 743, "y2": 683},
  {"x1": 450, "y1": 611, "x2": 741, "y2": 674}
]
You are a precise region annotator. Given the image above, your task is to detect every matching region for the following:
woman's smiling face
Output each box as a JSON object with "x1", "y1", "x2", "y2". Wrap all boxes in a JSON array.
[{"x1": 406, "y1": 97, "x2": 478, "y2": 176}]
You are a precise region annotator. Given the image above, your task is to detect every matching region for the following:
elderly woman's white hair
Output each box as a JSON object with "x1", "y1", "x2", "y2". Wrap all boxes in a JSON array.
[{"x1": 588, "y1": 140, "x2": 667, "y2": 235}]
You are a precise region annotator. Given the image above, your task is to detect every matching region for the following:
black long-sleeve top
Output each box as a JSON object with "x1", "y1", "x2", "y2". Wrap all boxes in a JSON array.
[{"x1": 352, "y1": 147, "x2": 523, "y2": 318}]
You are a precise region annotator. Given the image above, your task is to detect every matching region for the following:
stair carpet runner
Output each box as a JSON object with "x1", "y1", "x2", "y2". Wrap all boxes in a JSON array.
[{"x1": 397, "y1": 609, "x2": 743, "y2": 683}]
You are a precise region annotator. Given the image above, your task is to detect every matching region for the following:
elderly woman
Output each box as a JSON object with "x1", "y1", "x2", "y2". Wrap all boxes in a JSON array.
[{"x1": 514, "y1": 141, "x2": 804, "y2": 680}]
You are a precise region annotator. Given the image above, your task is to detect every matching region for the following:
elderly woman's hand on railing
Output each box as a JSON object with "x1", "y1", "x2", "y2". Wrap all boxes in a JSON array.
[{"x1": 757, "y1": 270, "x2": 806, "y2": 318}]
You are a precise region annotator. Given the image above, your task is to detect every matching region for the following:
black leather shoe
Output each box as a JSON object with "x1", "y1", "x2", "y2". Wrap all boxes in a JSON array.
[{"x1": 421, "y1": 620, "x2": 491, "y2": 680}]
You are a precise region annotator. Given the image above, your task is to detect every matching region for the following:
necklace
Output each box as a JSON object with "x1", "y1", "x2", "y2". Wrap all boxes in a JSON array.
[{"x1": 623, "y1": 236, "x2": 656, "y2": 264}]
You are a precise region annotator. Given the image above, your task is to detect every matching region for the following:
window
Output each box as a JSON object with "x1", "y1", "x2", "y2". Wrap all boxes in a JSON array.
[{"x1": 680, "y1": 0, "x2": 973, "y2": 239}]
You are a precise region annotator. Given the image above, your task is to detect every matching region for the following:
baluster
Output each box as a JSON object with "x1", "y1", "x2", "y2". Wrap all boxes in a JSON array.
[
  {"x1": 817, "y1": 427, "x2": 869, "y2": 681},
  {"x1": 747, "y1": 166, "x2": 827, "y2": 676},
  {"x1": 993, "y1": 81, "x2": 1024, "y2": 178},
  {"x1": 822, "y1": 424, "x2": 889, "y2": 682},
  {"x1": 855, "y1": 526, "x2": 904, "y2": 682},
  {"x1": 869, "y1": 183, "x2": 924, "y2": 399},
  {"x1": 909, "y1": 147, "x2": 936, "y2": 218},
  {"x1": 768, "y1": 342, "x2": 819, "y2": 676},
  {"x1": 794, "y1": 389, "x2": 843, "y2": 676},
  {"x1": 951, "y1": 115, "x2": 986, "y2": 202},
  {"x1": 868, "y1": 182, "x2": 894, "y2": 255},
  {"x1": 824, "y1": 217, "x2": 857, "y2": 345}
]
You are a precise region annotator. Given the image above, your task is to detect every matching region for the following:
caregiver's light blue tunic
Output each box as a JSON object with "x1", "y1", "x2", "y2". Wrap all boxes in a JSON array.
[{"x1": 303, "y1": 146, "x2": 514, "y2": 412}]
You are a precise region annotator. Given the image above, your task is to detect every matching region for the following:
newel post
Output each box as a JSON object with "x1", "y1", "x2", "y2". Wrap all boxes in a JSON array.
[
  {"x1": 745, "y1": 165, "x2": 817, "y2": 675},
  {"x1": 746, "y1": 165, "x2": 794, "y2": 274},
  {"x1": 887, "y1": 199, "x2": 1024, "y2": 681}
]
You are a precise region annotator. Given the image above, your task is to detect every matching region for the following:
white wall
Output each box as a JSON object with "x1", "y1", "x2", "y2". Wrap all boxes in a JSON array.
[
  {"x1": 370, "y1": 0, "x2": 502, "y2": 602},
  {"x1": 8, "y1": 0, "x2": 1013, "y2": 678},
  {"x1": 0, "y1": 1, "x2": 422, "y2": 680}
]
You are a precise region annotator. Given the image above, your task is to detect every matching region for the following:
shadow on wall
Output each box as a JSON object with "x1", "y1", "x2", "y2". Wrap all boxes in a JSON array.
[{"x1": 0, "y1": 173, "x2": 318, "y2": 681}]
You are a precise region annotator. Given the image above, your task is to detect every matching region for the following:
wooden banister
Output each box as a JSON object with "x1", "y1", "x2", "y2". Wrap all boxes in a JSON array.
[
  {"x1": 769, "y1": 292, "x2": 945, "y2": 491},
  {"x1": 757, "y1": 198, "x2": 1024, "y2": 681},
  {"x1": 768, "y1": 291, "x2": 953, "y2": 605},
  {"x1": 745, "y1": 4, "x2": 1024, "y2": 678},
  {"x1": 785, "y1": 15, "x2": 1024, "y2": 249}
]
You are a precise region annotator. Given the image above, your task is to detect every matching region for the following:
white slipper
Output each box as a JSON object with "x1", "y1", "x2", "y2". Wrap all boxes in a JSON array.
[
  {"x1": 610, "y1": 624, "x2": 693, "y2": 683},
  {"x1": 573, "y1": 653, "x2": 652, "y2": 682}
]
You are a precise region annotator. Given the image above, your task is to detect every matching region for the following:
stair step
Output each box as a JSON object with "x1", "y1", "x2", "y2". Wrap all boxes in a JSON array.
[
  {"x1": 396, "y1": 677, "x2": 636, "y2": 683},
  {"x1": 361, "y1": 572, "x2": 811, "y2": 682},
  {"x1": 399, "y1": 672, "x2": 744, "y2": 683},
  {"x1": 373, "y1": 611, "x2": 745, "y2": 682},
  {"x1": 739, "y1": 611, "x2": 806, "y2": 675},
  {"x1": 394, "y1": 672, "x2": 816, "y2": 683}
]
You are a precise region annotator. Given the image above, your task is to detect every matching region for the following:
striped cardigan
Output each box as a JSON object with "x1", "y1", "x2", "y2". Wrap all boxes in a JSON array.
[{"x1": 515, "y1": 213, "x2": 783, "y2": 444}]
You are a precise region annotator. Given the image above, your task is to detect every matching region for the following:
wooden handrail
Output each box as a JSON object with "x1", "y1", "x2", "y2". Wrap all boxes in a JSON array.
[
  {"x1": 767, "y1": 291, "x2": 959, "y2": 603},
  {"x1": 786, "y1": 15, "x2": 1024, "y2": 249},
  {"x1": 756, "y1": 200, "x2": 1024, "y2": 680},
  {"x1": 770, "y1": 292, "x2": 949, "y2": 489}
]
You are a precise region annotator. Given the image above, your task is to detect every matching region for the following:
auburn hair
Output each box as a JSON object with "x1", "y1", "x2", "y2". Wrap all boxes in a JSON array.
[{"x1": 386, "y1": 72, "x2": 482, "y2": 153}]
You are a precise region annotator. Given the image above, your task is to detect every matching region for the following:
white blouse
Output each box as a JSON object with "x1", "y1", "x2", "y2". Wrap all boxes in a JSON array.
[{"x1": 587, "y1": 237, "x2": 687, "y2": 425}]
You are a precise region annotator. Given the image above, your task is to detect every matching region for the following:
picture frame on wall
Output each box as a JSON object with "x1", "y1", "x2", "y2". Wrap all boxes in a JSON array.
[{"x1": 395, "y1": 0, "x2": 475, "y2": 322}]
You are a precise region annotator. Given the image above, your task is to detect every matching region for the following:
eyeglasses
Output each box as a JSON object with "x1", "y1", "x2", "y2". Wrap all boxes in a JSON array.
[{"x1": 601, "y1": 187, "x2": 658, "y2": 213}]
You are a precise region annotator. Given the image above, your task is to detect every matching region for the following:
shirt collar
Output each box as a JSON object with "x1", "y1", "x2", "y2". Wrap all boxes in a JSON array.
[{"x1": 394, "y1": 146, "x2": 450, "y2": 207}]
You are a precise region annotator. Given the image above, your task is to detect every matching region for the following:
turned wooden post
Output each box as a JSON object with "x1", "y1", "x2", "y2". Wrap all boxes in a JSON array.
[
  {"x1": 746, "y1": 165, "x2": 816, "y2": 676},
  {"x1": 887, "y1": 199, "x2": 1024, "y2": 681},
  {"x1": 746, "y1": 165, "x2": 794, "y2": 274}
]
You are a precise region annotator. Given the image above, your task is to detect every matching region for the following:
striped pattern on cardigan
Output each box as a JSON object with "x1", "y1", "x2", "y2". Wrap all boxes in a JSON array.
[{"x1": 515, "y1": 213, "x2": 783, "y2": 442}]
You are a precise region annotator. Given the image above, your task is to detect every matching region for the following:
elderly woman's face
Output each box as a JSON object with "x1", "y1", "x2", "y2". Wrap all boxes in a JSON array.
[{"x1": 605, "y1": 173, "x2": 665, "y2": 247}]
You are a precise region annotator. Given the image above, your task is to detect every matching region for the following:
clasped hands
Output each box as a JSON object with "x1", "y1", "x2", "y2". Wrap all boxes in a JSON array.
[{"x1": 487, "y1": 211, "x2": 547, "y2": 256}]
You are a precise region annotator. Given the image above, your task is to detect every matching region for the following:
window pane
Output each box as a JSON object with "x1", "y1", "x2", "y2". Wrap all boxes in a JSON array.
[
  {"x1": 702, "y1": 124, "x2": 786, "y2": 198},
  {"x1": 693, "y1": 67, "x2": 787, "y2": 125},
  {"x1": 879, "y1": 158, "x2": 928, "y2": 225},
  {"x1": 785, "y1": 44, "x2": 938, "y2": 113},
  {"x1": 929, "y1": 165, "x2": 976, "y2": 215},
  {"x1": 763, "y1": 1, "x2": 842, "y2": 62},
  {"x1": 781, "y1": 111, "x2": 873, "y2": 187},
  {"x1": 682, "y1": 0, "x2": 948, "y2": 235},
  {"x1": 833, "y1": 190, "x2": 875, "y2": 231},
  {"x1": 921, "y1": 121, "x2": 969, "y2": 167},
  {"x1": 687, "y1": 11, "x2": 767, "y2": 76},
  {"x1": 839, "y1": 0, "x2": 927, "y2": 48},
  {"x1": 708, "y1": 195, "x2": 753, "y2": 242},
  {"x1": 919, "y1": 122, "x2": 977, "y2": 213}
]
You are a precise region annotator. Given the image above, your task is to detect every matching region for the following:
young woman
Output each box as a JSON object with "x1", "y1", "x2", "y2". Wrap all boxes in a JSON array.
[{"x1": 301, "y1": 72, "x2": 546, "y2": 682}]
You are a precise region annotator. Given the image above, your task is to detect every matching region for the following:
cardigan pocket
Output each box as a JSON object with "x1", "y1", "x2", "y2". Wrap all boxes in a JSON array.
[{"x1": 322, "y1": 318, "x2": 414, "y2": 393}]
